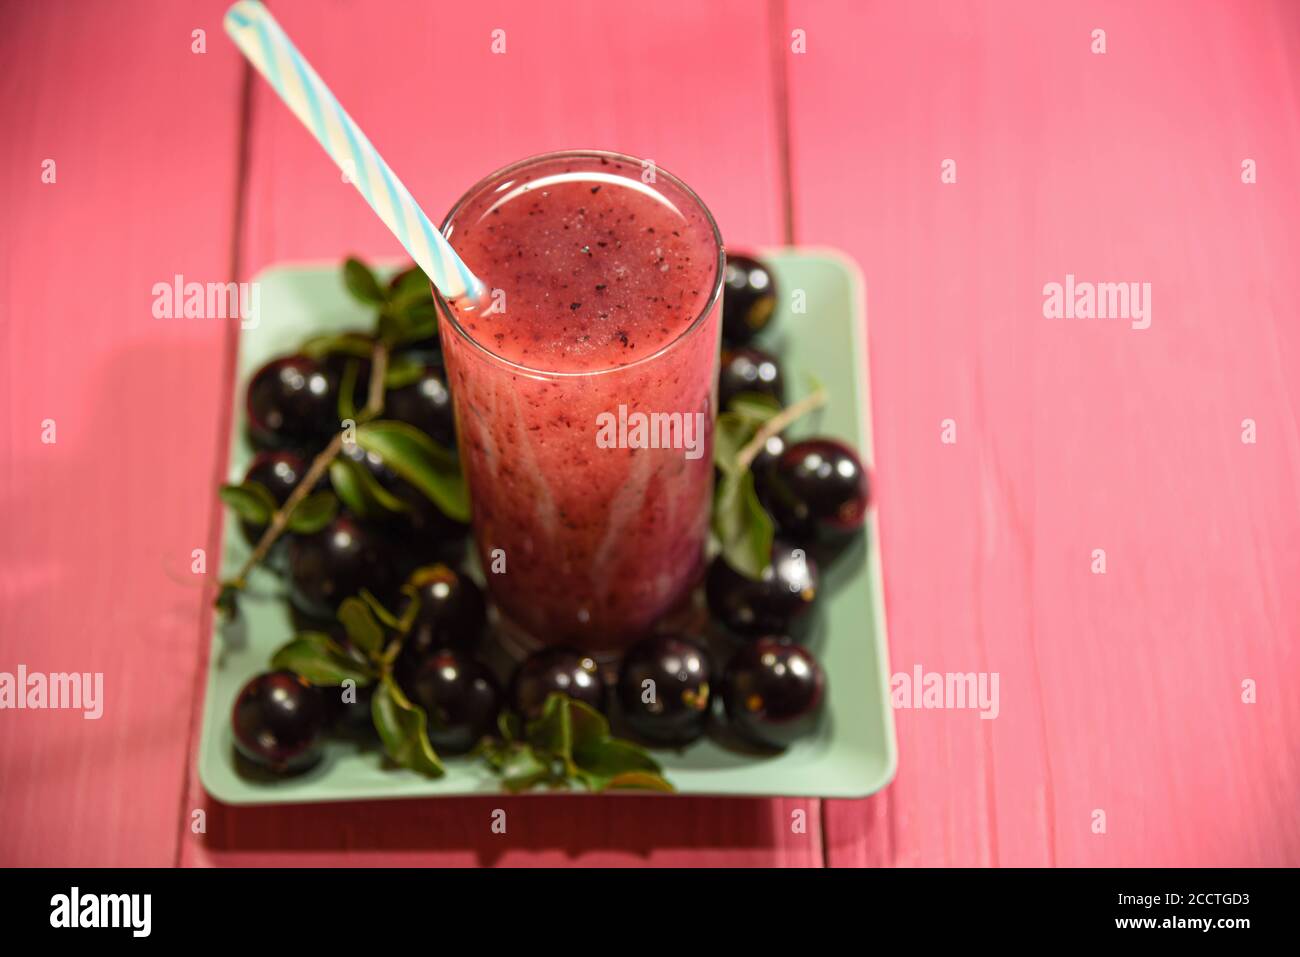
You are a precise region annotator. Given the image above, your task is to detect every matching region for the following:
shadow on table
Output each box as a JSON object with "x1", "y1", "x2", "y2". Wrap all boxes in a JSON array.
[{"x1": 195, "y1": 794, "x2": 810, "y2": 866}]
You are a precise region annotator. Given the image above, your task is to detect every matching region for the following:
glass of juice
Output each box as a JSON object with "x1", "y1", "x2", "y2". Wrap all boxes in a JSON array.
[{"x1": 435, "y1": 150, "x2": 724, "y2": 655}]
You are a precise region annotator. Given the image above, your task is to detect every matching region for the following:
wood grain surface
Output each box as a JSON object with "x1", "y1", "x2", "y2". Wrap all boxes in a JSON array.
[
  {"x1": 2, "y1": 0, "x2": 1297, "y2": 868},
  {"x1": 787, "y1": 0, "x2": 1300, "y2": 866}
]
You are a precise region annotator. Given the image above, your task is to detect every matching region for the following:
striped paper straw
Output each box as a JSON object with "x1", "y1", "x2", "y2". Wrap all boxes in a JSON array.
[{"x1": 224, "y1": 0, "x2": 486, "y2": 302}]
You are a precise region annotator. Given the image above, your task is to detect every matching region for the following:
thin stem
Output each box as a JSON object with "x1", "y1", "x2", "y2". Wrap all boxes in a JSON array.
[
  {"x1": 735, "y1": 387, "x2": 827, "y2": 473},
  {"x1": 363, "y1": 340, "x2": 388, "y2": 421},
  {"x1": 230, "y1": 431, "x2": 343, "y2": 588},
  {"x1": 225, "y1": 341, "x2": 391, "y2": 594}
]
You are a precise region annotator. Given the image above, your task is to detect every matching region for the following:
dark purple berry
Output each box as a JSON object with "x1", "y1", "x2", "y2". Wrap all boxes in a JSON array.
[
  {"x1": 287, "y1": 513, "x2": 393, "y2": 618},
  {"x1": 723, "y1": 640, "x2": 825, "y2": 749},
  {"x1": 405, "y1": 650, "x2": 501, "y2": 755},
  {"x1": 395, "y1": 565, "x2": 487, "y2": 683},
  {"x1": 231, "y1": 671, "x2": 328, "y2": 773},
  {"x1": 706, "y1": 541, "x2": 819, "y2": 638},
  {"x1": 618, "y1": 635, "x2": 713, "y2": 746},
  {"x1": 750, "y1": 432, "x2": 787, "y2": 480},
  {"x1": 238, "y1": 451, "x2": 308, "y2": 549},
  {"x1": 246, "y1": 355, "x2": 338, "y2": 448},
  {"x1": 719, "y1": 347, "x2": 784, "y2": 410},
  {"x1": 721, "y1": 253, "x2": 777, "y2": 345},
  {"x1": 243, "y1": 451, "x2": 307, "y2": 503},
  {"x1": 757, "y1": 438, "x2": 871, "y2": 541},
  {"x1": 320, "y1": 681, "x2": 376, "y2": 736},
  {"x1": 511, "y1": 647, "x2": 606, "y2": 721},
  {"x1": 385, "y1": 364, "x2": 455, "y2": 447}
]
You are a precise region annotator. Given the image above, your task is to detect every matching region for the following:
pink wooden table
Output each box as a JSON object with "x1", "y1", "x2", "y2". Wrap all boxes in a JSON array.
[{"x1": 3, "y1": 0, "x2": 1298, "y2": 867}]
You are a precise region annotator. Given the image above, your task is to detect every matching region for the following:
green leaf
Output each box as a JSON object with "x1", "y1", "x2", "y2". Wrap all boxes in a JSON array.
[
  {"x1": 383, "y1": 353, "x2": 426, "y2": 389},
  {"x1": 300, "y1": 331, "x2": 374, "y2": 361},
  {"x1": 500, "y1": 745, "x2": 553, "y2": 793},
  {"x1": 371, "y1": 675, "x2": 444, "y2": 777},
  {"x1": 285, "y1": 490, "x2": 339, "y2": 534},
  {"x1": 376, "y1": 312, "x2": 408, "y2": 346},
  {"x1": 328, "y1": 457, "x2": 370, "y2": 518},
  {"x1": 220, "y1": 481, "x2": 277, "y2": 525},
  {"x1": 337, "y1": 357, "x2": 360, "y2": 421},
  {"x1": 714, "y1": 412, "x2": 755, "y2": 476},
  {"x1": 355, "y1": 420, "x2": 469, "y2": 522},
  {"x1": 728, "y1": 392, "x2": 783, "y2": 425},
  {"x1": 395, "y1": 581, "x2": 423, "y2": 634},
  {"x1": 376, "y1": 268, "x2": 438, "y2": 346},
  {"x1": 390, "y1": 264, "x2": 432, "y2": 302},
  {"x1": 359, "y1": 588, "x2": 402, "y2": 630},
  {"x1": 328, "y1": 453, "x2": 408, "y2": 519},
  {"x1": 564, "y1": 699, "x2": 666, "y2": 791},
  {"x1": 337, "y1": 597, "x2": 384, "y2": 656},
  {"x1": 270, "y1": 632, "x2": 374, "y2": 686},
  {"x1": 525, "y1": 692, "x2": 573, "y2": 764},
  {"x1": 712, "y1": 470, "x2": 775, "y2": 580},
  {"x1": 605, "y1": 770, "x2": 676, "y2": 793},
  {"x1": 568, "y1": 698, "x2": 611, "y2": 752},
  {"x1": 379, "y1": 307, "x2": 437, "y2": 347},
  {"x1": 343, "y1": 257, "x2": 385, "y2": 305},
  {"x1": 482, "y1": 695, "x2": 674, "y2": 793},
  {"x1": 397, "y1": 302, "x2": 438, "y2": 340},
  {"x1": 572, "y1": 738, "x2": 662, "y2": 791},
  {"x1": 498, "y1": 710, "x2": 523, "y2": 743},
  {"x1": 215, "y1": 582, "x2": 240, "y2": 618}
]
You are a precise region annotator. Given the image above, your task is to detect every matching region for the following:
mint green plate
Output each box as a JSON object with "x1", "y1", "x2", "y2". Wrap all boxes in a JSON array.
[{"x1": 198, "y1": 249, "x2": 896, "y2": 803}]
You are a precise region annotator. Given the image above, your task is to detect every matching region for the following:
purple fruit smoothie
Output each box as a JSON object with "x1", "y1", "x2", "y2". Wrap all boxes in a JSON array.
[{"x1": 437, "y1": 152, "x2": 724, "y2": 653}]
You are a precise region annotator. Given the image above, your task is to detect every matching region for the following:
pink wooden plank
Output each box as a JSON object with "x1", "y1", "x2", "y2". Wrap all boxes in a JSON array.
[
  {"x1": 785, "y1": 0, "x2": 1300, "y2": 866},
  {"x1": 0, "y1": 1, "x2": 245, "y2": 865},
  {"x1": 180, "y1": 0, "x2": 820, "y2": 867}
]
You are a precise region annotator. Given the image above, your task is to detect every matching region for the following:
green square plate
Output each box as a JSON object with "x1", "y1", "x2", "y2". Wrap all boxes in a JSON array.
[{"x1": 197, "y1": 249, "x2": 896, "y2": 803}]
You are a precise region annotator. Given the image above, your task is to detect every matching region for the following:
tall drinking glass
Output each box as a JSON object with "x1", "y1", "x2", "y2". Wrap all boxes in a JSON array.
[{"x1": 435, "y1": 151, "x2": 724, "y2": 654}]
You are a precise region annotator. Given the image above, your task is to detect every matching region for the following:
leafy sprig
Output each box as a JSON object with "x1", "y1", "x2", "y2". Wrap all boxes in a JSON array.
[
  {"x1": 217, "y1": 258, "x2": 461, "y2": 613},
  {"x1": 267, "y1": 573, "x2": 672, "y2": 791},
  {"x1": 478, "y1": 693, "x2": 673, "y2": 793},
  {"x1": 712, "y1": 385, "x2": 828, "y2": 579},
  {"x1": 344, "y1": 257, "x2": 439, "y2": 348},
  {"x1": 269, "y1": 580, "x2": 445, "y2": 777}
]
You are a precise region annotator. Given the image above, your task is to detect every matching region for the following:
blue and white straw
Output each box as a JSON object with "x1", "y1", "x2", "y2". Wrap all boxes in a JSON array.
[{"x1": 224, "y1": 0, "x2": 486, "y2": 302}]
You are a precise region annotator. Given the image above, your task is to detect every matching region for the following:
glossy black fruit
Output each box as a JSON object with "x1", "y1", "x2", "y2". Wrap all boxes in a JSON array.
[
  {"x1": 396, "y1": 565, "x2": 487, "y2": 680},
  {"x1": 382, "y1": 518, "x2": 468, "y2": 581},
  {"x1": 231, "y1": 671, "x2": 328, "y2": 773},
  {"x1": 287, "y1": 513, "x2": 393, "y2": 618},
  {"x1": 757, "y1": 438, "x2": 871, "y2": 540},
  {"x1": 511, "y1": 647, "x2": 606, "y2": 721},
  {"x1": 385, "y1": 364, "x2": 455, "y2": 447},
  {"x1": 320, "y1": 681, "x2": 376, "y2": 736},
  {"x1": 719, "y1": 347, "x2": 784, "y2": 410},
  {"x1": 618, "y1": 635, "x2": 713, "y2": 746},
  {"x1": 705, "y1": 541, "x2": 819, "y2": 638},
  {"x1": 246, "y1": 355, "x2": 339, "y2": 448},
  {"x1": 750, "y1": 432, "x2": 787, "y2": 479},
  {"x1": 238, "y1": 451, "x2": 308, "y2": 549},
  {"x1": 243, "y1": 450, "x2": 308, "y2": 503},
  {"x1": 405, "y1": 649, "x2": 501, "y2": 755},
  {"x1": 721, "y1": 254, "x2": 777, "y2": 345},
  {"x1": 723, "y1": 639, "x2": 825, "y2": 749}
]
